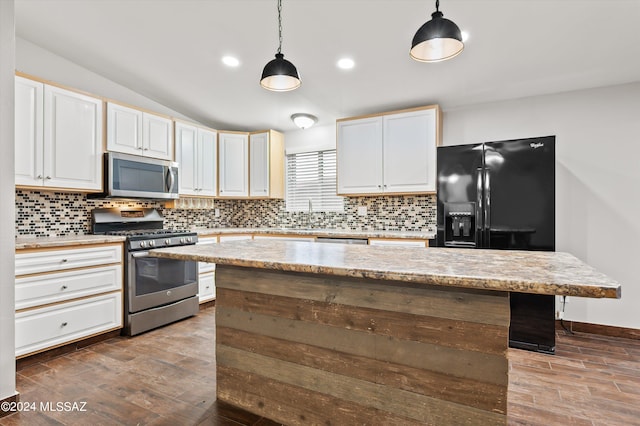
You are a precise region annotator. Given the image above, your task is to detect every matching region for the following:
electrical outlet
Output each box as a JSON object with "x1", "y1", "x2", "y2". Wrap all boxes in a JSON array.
[
  {"x1": 357, "y1": 206, "x2": 367, "y2": 216},
  {"x1": 214, "y1": 208, "x2": 220, "y2": 217}
]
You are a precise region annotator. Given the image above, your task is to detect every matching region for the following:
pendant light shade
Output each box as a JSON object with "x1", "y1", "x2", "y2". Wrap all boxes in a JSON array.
[
  {"x1": 261, "y1": 53, "x2": 301, "y2": 91},
  {"x1": 410, "y1": 0, "x2": 464, "y2": 63},
  {"x1": 260, "y1": 0, "x2": 301, "y2": 91}
]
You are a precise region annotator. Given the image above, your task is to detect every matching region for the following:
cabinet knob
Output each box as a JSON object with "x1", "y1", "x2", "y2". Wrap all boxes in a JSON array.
[
  {"x1": 37, "y1": 174, "x2": 43, "y2": 179},
  {"x1": 61, "y1": 322, "x2": 68, "y2": 327},
  {"x1": 143, "y1": 148, "x2": 149, "y2": 151},
  {"x1": 46, "y1": 176, "x2": 52, "y2": 180},
  {"x1": 61, "y1": 259, "x2": 68, "y2": 263},
  {"x1": 377, "y1": 185, "x2": 382, "y2": 188},
  {"x1": 61, "y1": 285, "x2": 68, "y2": 291}
]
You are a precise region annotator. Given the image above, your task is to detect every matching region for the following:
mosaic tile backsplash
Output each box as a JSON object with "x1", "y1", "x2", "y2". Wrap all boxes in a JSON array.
[{"x1": 15, "y1": 190, "x2": 436, "y2": 237}]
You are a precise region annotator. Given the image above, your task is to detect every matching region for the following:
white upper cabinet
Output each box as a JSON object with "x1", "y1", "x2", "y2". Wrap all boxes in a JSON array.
[
  {"x1": 249, "y1": 132, "x2": 270, "y2": 197},
  {"x1": 337, "y1": 105, "x2": 440, "y2": 195},
  {"x1": 249, "y1": 131, "x2": 284, "y2": 199},
  {"x1": 107, "y1": 102, "x2": 173, "y2": 160},
  {"x1": 382, "y1": 108, "x2": 438, "y2": 193},
  {"x1": 337, "y1": 116, "x2": 384, "y2": 194},
  {"x1": 15, "y1": 76, "x2": 44, "y2": 187},
  {"x1": 143, "y1": 113, "x2": 173, "y2": 160},
  {"x1": 106, "y1": 103, "x2": 142, "y2": 156},
  {"x1": 218, "y1": 132, "x2": 249, "y2": 197},
  {"x1": 15, "y1": 76, "x2": 103, "y2": 191},
  {"x1": 175, "y1": 122, "x2": 217, "y2": 197}
]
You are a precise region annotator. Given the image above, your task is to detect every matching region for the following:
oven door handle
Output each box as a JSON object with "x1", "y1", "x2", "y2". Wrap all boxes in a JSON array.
[{"x1": 131, "y1": 251, "x2": 151, "y2": 258}]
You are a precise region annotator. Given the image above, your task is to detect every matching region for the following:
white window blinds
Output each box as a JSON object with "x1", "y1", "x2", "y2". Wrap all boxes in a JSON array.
[{"x1": 286, "y1": 150, "x2": 344, "y2": 212}]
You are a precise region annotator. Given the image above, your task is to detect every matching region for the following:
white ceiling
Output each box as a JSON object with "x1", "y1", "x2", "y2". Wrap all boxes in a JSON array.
[{"x1": 14, "y1": 0, "x2": 640, "y2": 132}]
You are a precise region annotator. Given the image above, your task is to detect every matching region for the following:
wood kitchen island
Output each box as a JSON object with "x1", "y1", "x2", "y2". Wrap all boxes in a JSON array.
[{"x1": 150, "y1": 240, "x2": 621, "y2": 425}]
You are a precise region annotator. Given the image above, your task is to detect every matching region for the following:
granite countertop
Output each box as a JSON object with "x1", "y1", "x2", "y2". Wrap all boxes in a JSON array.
[
  {"x1": 15, "y1": 235, "x2": 126, "y2": 250},
  {"x1": 149, "y1": 239, "x2": 621, "y2": 299},
  {"x1": 195, "y1": 227, "x2": 435, "y2": 240}
]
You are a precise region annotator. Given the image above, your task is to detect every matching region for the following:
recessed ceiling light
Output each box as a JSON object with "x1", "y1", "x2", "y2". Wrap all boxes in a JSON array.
[
  {"x1": 222, "y1": 56, "x2": 240, "y2": 67},
  {"x1": 337, "y1": 58, "x2": 355, "y2": 70}
]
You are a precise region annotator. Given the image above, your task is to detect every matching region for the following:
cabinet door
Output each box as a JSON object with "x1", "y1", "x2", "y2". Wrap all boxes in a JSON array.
[
  {"x1": 175, "y1": 122, "x2": 198, "y2": 195},
  {"x1": 198, "y1": 272, "x2": 216, "y2": 302},
  {"x1": 383, "y1": 108, "x2": 437, "y2": 193},
  {"x1": 143, "y1": 112, "x2": 173, "y2": 160},
  {"x1": 15, "y1": 76, "x2": 44, "y2": 186},
  {"x1": 107, "y1": 102, "x2": 142, "y2": 156},
  {"x1": 337, "y1": 116, "x2": 383, "y2": 195},
  {"x1": 43, "y1": 85, "x2": 103, "y2": 190},
  {"x1": 218, "y1": 133, "x2": 249, "y2": 197},
  {"x1": 249, "y1": 132, "x2": 270, "y2": 197},
  {"x1": 198, "y1": 128, "x2": 218, "y2": 197}
]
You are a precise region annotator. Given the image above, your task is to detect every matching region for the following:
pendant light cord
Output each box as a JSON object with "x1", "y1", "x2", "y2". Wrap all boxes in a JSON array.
[{"x1": 277, "y1": 0, "x2": 283, "y2": 54}]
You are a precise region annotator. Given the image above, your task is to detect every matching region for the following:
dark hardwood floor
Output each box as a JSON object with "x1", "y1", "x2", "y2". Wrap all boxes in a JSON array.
[{"x1": 2, "y1": 305, "x2": 639, "y2": 425}]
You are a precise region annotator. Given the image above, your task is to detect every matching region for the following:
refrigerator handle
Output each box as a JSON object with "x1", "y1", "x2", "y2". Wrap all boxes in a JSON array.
[
  {"x1": 484, "y1": 168, "x2": 491, "y2": 232},
  {"x1": 476, "y1": 168, "x2": 483, "y2": 247}
]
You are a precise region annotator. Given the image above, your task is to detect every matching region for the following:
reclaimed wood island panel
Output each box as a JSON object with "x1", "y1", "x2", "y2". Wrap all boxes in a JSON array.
[{"x1": 150, "y1": 240, "x2": 621, "y2": 425}]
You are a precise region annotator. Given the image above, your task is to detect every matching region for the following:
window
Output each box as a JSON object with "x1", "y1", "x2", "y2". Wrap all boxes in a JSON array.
[{"x1": 286, "y1": 149, "x2": 344, "y2": 212}]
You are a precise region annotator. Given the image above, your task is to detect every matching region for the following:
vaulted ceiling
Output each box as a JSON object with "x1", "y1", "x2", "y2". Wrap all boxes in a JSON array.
[{"x1": 15, "y1": 0, "x2": 640, "y2": 132}]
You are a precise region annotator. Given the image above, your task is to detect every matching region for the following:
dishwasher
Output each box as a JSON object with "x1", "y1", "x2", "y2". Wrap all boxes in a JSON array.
[{"x1": 315, "y1": 237, "x2": 368, "y2": 245}]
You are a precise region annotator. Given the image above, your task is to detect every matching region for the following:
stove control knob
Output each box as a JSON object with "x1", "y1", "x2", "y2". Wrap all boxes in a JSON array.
[
  {"x1": 148, "y1": 240, "x2": 155, "y2": 247},
  {"x1": 165, "y1": 239, "x2": 171, "y2": 245},
  {"x1": 139, "y1": 241, "x2": 147, "y2": 248},
  {"x1": 180, "y1": 238, "x2": 186, "y2": 244},
  {"x1": 187, "y1": 237, "x2": 193, "y2": 243}
]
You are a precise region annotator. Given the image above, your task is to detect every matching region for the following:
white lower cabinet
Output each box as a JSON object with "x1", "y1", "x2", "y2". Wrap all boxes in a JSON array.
[
  {"x1": 368, "y1": 239, "x2": 429, "y2": 247},
  {"x1": 198, "y1": 272, "x2": 216, "y2": 303},
  {"x1": 15, "y1": 243, "x2": 124, "y2": 358},
  {"x1": 197, "y1": 236, "x2": 218, "y2": 302},
  {"x1": 15, "y1": 292, "x2": 122, "y2": 357}
]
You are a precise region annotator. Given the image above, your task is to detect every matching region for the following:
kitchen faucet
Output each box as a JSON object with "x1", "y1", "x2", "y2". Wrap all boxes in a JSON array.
[{"x1": 306, "y1": 199, "x2": 313, "y2": 228}]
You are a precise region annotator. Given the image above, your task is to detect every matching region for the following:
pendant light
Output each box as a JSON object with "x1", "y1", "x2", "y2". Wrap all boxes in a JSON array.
[
  {"x1": 260, "y1": 0, "x2": 301, "y2": 91},
  {"x1": 410, "y1": 0, "x2": 464, "y2": 63}
]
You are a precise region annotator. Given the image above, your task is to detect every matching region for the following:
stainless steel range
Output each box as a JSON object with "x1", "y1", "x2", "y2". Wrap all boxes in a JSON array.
[{"x1": 92, "y1": 208, "x2": 199, "y2": 336}]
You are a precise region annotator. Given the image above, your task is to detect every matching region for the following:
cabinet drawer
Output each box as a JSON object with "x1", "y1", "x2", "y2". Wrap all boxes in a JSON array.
[
  {"x1": 16, "y1": 244, "x2": 122, "y2": 276},
  {"x1": 16, "y1": 264, "x2": 122, "y2": 310},
  {"x1": 16, "y1": 292, "x2": 122, "y2": 357},
  {"x1": 368, "y1": 239, "x2": 428, "y2": 247},
  {"x1": 199, "y1": 272, "x2": 215, "y2": 302}
]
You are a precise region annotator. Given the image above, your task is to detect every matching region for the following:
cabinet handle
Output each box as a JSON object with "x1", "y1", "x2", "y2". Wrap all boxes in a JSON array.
[
  {"x1": 143, "y1": 148, "x2": 149, "y2": 151},
  {"x1": 61, "y1": 285, "x2": 68, "y2": 291},
  {"x1": 61, "y1": 259, "x2": 68, "y2": 263},
  {"x1": 37, "y1": 174, "x2": 43, "y2": 179},
  {"x1": 46, "y1": 176, "x2": 52, "y2": 180},
  {"x1": 61, "y1": 322, "x2": 68, "y2": 327}
]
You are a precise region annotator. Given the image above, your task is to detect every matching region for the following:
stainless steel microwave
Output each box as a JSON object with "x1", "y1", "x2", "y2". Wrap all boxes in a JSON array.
[{"x1": 97, "y1": 152, "x2": 179, "y2": 200}]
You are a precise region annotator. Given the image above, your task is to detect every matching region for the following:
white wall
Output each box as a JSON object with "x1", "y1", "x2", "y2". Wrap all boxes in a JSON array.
[
  {"x1": 0, "y1": 0, "x2": 16, "y2": 403},
  {"x1": 443, "y1": 83, "x2": 640, "y2": 329},
  {"x1": 284, "y1": 123, "x2": 336, "y2": 154},
  {"x1": 16, "y1": 37, "x2": 195, "y2": 122}
]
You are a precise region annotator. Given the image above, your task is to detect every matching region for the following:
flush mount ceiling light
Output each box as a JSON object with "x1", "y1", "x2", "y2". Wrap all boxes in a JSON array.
[
  {"x1": 291, "y1": 113, "x2": 317, "y2": 129},
  {"x1": 410, "y1": 0, "x2": 464, "y2": 63},
  {"x1": 260, "y1": 0, "x2": 301, "y2": 91}
]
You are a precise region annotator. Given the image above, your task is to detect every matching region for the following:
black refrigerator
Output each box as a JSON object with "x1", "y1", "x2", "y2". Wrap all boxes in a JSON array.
[{"x1": 436, "y1": 136, "x2": 556, "y2": 354}]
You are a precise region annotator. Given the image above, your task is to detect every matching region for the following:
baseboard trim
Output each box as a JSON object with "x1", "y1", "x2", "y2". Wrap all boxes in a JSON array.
[
  {"x1": 556, "y1": 320, "x2": 640, "y2": 340},
  {"x1": 16, "y1": 329, "x2": 121, "y2": 371},
  {"x1": 200, "y1": 299, "x2": 216, "y2": 310},
  {"x1": 0, "y1": 393, "x2": 20, "y2": 418}
]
